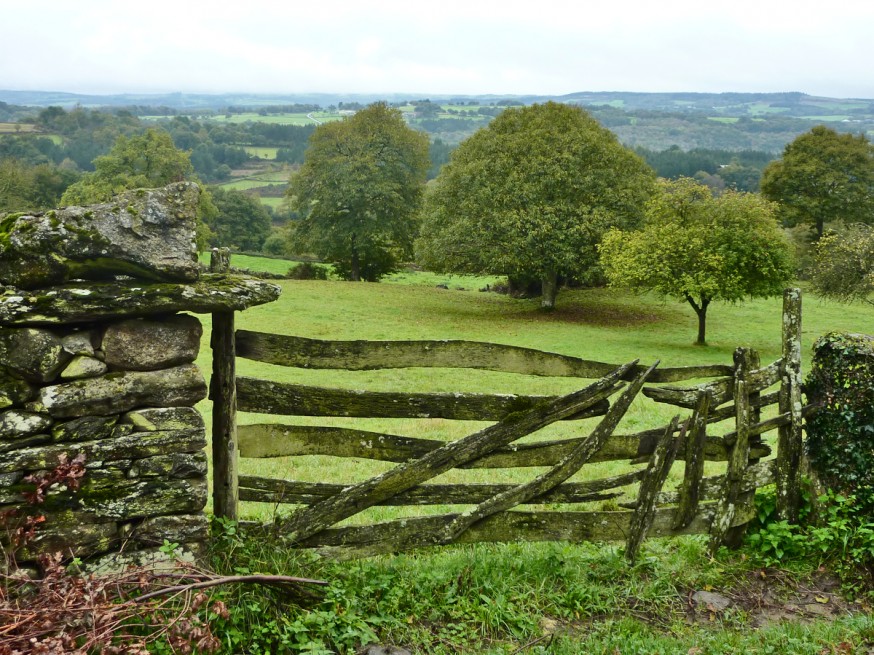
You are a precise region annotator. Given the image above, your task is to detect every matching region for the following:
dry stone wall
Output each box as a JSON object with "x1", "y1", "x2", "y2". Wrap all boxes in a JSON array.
[{"x1": 0, "y1": 183, "x2": 280, "y2": 570}]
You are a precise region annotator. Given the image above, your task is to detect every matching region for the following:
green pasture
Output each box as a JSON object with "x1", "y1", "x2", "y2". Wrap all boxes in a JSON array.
[
  {"x1": 800, "y1": 115, "x2": 851, "y2": 122},
  {"x1": 243, "y1": 146, "x2": 278, "y2": 159},
  {"x1": 207, "y1": 112, "x2": 343, "y2": 126},
  {"x1": 0, "y1": 122, "x2": 37, "y2": 133},
  {"x1": 257, "y1": 196, "x2": 285, "y2": 209},
  {"x1": 195, "y1": 255, "x2": 873, "y2": 526},
  {"x1": 748, "y1": 103, "x2": 789, "y2": 115},
  {"x1": 708, "y1": 116, "x2": 740, "y2": 123},
  {"x1": 216, "y1": 179, "x2": 275, "y2": 191}
]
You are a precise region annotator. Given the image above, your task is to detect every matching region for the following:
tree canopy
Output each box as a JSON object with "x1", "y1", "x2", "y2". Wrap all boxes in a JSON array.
[
  {"x1": 286, "y1": 102, "x2": 430, "y2": 281},
  {"x1": 599, "y1": 178, "x2": 795, "y2": 344},
  {"x1": 761, "y1": 125, "x2": 874, "y2": 238},
  {"x1": 415, "y1": 102, "x2": 656, "y2": 308}
]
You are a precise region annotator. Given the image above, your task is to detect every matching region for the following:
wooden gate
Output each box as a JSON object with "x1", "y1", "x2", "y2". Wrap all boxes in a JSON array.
[{"x1": 211, "y1": 275, "x2": 808, "y2": 561}]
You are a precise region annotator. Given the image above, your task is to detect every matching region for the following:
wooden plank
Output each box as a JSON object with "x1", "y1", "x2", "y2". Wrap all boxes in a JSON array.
[
  {"x1": 643, "y1": 378, "x2": 732, "y2": 409},
  {"x1": 777, "y1": 288, "x2": 804, "y2": 522},
  {"x1": 238, "y1": 422, "x2": 771, "y2": 464},
  {"x1": 707, "y1": 391, "x2": 780, "y2": 425},
  {"x1": 210, "y1": 248, "x2": 238, "y2": 521},
  {"x1": 620, "y1": 460, "x2": 777, "y2": 508},
  {"x1": 437, "y1": 363, "x2": 657, "y2": 544},
  {"x1": 673, "y1": 390, "x2": 711, "y2": 529},
  {"x1": 237, "y1": 377, "x2": 609, "y2": 421},
  {"x1": 274, "y1": 362, "x2": 637, "y2": 544},
  {"x1": 626, "y1": 417, "x2": 681, "y2": 562},
  {"x1": 642, "y1": 361, "x2": 779, "y2": 410},
  {"x1": 709, "y1": 348, "x2": 753, "y2": 553},
  {"x1": 236, "y1": 330, "x2": 732, "y2": 383},
  {"x1": 239, "y1": 473, "x2": 643, "y2": 505},
  {"x1": 289, "y1": 504, "x2": 758, "y2": 559}
]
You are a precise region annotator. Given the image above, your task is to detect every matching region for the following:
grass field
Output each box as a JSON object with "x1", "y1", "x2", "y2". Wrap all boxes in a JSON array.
[
  {"x1": 196, "y1": 255, "x2": 873, "y2": 525},
  {"x1": 195, "y1": 255, "x2": 874, "y2": 653},
  {"x1": 243, "y1": 146, "x2": 279, "y2": 159},
  {"x1": 0, "y1": 122, "x2": 38, "y2": 133}
]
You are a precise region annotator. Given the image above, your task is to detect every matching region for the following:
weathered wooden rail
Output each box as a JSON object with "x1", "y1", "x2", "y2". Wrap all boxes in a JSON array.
[{"x1": 212, "y1": 287, "x2": 807, "y2": 561}]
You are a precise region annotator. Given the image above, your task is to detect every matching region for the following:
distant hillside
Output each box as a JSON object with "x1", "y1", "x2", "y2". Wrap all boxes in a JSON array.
[{"x1": 2, "y1": 89, "x2": 872, "y2": 153}]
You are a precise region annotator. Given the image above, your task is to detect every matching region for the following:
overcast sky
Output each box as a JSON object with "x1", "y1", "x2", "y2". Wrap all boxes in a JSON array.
[{"x1": 3, "y1": 0, "x2": 873, "y2": 98}]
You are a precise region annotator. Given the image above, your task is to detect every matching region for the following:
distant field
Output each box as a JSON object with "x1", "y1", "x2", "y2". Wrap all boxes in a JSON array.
[
  {"x1": 748, "y1": 103, "x2": 789, "y2": 115},
  {"x1": 207, "y1": 111, "x2": 344, "y2": 126},
  {"x1": 801, "y1": 115, "x2": 851, "y2": 122},
  {"x1": 243, "y1": 146, "x2": 279, "y2": 159},
  {"x1": 258, "y1": 196, "x2": 285, "y2": 209},
  {"x1": 218, "y1": 179, "x2": 276, "y2": 191},
  {"x1": 0, "y1": 122, "x2": 38, "y2": 133},
  {"x1": 707, "y1": 117, "x2": 739, "y2": 123}
]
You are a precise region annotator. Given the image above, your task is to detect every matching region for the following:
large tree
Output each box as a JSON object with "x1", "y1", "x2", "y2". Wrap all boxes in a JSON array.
[
  {"x1": 761, "y1": 125, "x2": 874, "y2": 238},
  {"x1": 599, "y1": 178, "x2": 794, "y2": 344},
  {"x1": 416, "y1": 102, "x2": 656, "y2": 308},
  {"x1": 286, "y1": 102, "x2": 430, "y2": 281}
]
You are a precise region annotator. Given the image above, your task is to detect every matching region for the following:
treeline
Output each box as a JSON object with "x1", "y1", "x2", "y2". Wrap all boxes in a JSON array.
[{"x1": 635, "y1": 146, "x2": 774, "y2": 192}]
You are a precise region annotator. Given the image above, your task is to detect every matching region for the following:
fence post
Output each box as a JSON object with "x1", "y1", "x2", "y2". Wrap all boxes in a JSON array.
[
  {"x1": 210, "y1": 247, "x2": 239, "y2": 520},
  {"x1": 710, "y1": 347, "x2": 753, "y2": 552},
  {"x1": 776, "y1": 288, "x2": 803, "y2": 522}
]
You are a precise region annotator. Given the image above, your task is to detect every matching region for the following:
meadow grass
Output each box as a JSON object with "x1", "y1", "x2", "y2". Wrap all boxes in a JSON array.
[
  {"x1": 197, "y1": 255, "x2": 874, "y2": 652},
  {"x1": 195, "y1": 256, "x2": 873, "y2": 525}
]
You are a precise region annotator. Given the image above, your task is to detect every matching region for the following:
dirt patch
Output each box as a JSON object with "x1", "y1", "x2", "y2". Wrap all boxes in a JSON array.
[{"x1": 684, "y1": 568, "x2": 869, "y2": 629}]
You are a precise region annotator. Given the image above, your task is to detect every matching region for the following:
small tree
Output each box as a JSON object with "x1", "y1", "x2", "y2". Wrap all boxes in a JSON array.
[
  {"x1": 600, "y1": 178, "x2": 794, "y2": 344},
  {"x1": 761, "y1": 125, "x2": 874, "y2": 238},
  {"x1": 208, "y1": 187, "x2": 272, "y2": 252},
  {"x1": 287, "y1": 102, "x2": 430, "y2": 281},
  {"x1": 416, "y1": 102, "x2": 656, "y2": 309},
  {"x1": 60, "y1": 128, "x2": 215, "y2": 248},
  {"x1": 811, "y1": 223, "x2": 874, "y2": 304}
]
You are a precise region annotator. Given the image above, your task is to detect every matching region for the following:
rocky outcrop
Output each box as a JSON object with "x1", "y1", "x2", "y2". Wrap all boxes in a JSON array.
[{"x1": 0, "y1": 182, "x2": 201, "y2": 288}]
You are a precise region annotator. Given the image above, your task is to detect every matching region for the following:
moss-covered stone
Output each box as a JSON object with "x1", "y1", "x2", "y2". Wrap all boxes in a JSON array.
[
  {"x1": 0, "y1": 428, "x2": 206, "y2": 474},
  {"x1": 0, "y1": 274, "x2": 280, "y2": 326},
  {"x1": 39, "y1": 363, "x2": 207, "y2": 418},
  {"x1": 0, "y1": 368, "x2": 36, "y2": 409},
  {"x1": 0, "y1": 327, "x2": 70, "y2": 383},
  {"x1": 59, "y1": 355, "x2": 108, "y2": 380},
  {"x1": 102, "y1": 314, "x2": 201, "y2": 371},
  {"x1": 52, "y1": 415, "x2": 120, "y2": 443},
  {"x1": 121, "y1": 407, "x2": 204, "y2": 432},
  {"x1": 0, "y1": 183, "x2": 201, "y2": 289},
  {"x1": 0, "y1": 409, "x2": 52, "y2": 439}
]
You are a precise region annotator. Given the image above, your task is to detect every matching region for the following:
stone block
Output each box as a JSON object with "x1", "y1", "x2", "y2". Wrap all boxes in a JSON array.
[{"x1": 102, "y1": 314, "x2": 202, "y2": 371}]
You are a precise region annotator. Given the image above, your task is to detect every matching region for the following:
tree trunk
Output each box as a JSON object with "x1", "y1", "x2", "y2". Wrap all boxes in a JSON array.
[
  {"x1": 350, "y1": 234, "x2": 361, "y2": 282},
  {"x1": 685, "y1": 294, "x2": 711, "y2": 345},
  {"x1": 815, "y1": 216, "x2": 824, "y2": 239},
  {"x1": 541, "y1": 271, "x2": 558, "y2": 310}
]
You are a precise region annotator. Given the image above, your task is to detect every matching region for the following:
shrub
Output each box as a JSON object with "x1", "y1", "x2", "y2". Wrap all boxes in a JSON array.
[
  {"x1": 287, "y1": 261, "x2": 329, "y2": 280},
  {"x1": 805, "y1": 332, "x2": 874, "y2": 510}
]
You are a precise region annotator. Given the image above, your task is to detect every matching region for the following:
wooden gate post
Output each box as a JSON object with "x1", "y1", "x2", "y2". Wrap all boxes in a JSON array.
[
  {"x1": 776, "y1": 288, "x2": 803, "y2": 522},
  {"x1": 210, "y1": 248, "x2": 239, "y2": 520},
  {"x1": 710, "y1": 347, "x2": 753, "y2": 552}
]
